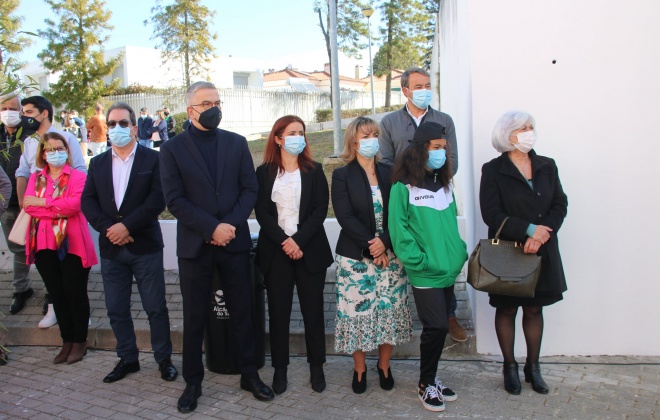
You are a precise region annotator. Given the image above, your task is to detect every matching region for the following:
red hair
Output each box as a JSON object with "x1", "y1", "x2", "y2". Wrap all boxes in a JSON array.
[{"x1": 262, "y1": 115, "x2": 315, "y2": 174}]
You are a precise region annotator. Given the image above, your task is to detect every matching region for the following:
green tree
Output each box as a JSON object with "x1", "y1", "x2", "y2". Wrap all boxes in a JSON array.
[
  {"x1": 374, "y1": 0, "x2": 428, "y2": 106},
  {"x1": 420, "y1": 0, "x2": 440, "y2": 67},
  {"x1": 146, "y1": 0, "x2": 217, "y2": 88},
  {"x1": 38, "y1": 0, "x2": 120, "y2": 115},
  {"x1": 0, "y1": 0, "x2": 33, "y2": 68}
]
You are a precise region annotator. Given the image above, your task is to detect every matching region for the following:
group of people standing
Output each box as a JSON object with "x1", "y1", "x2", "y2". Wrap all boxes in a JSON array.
[{"x1": 0, "y1": 65, "x2": 567, "y2": 415}]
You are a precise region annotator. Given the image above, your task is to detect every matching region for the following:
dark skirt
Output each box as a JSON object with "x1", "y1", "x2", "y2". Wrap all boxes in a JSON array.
[{"x1": 489, "y1": 292, "x2": 563, "y2": 308}]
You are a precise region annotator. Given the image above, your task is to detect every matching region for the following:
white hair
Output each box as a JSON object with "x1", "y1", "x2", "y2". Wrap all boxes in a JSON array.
[
  {"x1": 185, "y1": 81, "x2": 217, "y2": 105},
  {"x1": 491, "y1": 110, "x2": 537, "y2": 153},
  {"x1": 0, "y1": 90, "x2": 23, "y2": 107}
]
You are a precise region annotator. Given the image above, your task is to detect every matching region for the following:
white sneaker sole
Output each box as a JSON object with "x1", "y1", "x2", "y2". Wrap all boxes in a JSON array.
[
  {"x1": 442, "y1": 393, "x2": 458, "y2": 402},
  {"x1": 418, "y1": 394, "x2": 445, "y2": 412}
]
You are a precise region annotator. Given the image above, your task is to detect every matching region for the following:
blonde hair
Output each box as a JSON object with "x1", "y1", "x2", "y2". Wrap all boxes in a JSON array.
[{"x1": 339, "y1": 117, "x2": 381, "y2": 163}]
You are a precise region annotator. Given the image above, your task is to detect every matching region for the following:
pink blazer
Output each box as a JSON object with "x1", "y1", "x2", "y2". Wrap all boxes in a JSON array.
[{"x1": 24, "y1": 164, "x2": 98, "y2": 268}]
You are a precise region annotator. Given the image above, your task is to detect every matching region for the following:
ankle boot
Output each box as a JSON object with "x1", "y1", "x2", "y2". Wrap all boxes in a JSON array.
[
  {"x1": 502, "y1": 361, "x2": 521, "y2": 395},
  {"x1": 352, "y1": 366, "x2": 367, "y2": 394},
  {"x1": 377, "y1": 360, "x2": 394, "y2": 390},
  {"x1": 53, "y1": 342, "x2": 73, "y2": 364},
  {"x1": 523, "y1": 362, "x2": 549, "y2": 394},
  {"x1": 310, "y1": 365, "x2": 326, "y2": 393},
  {"x1": 66, "y1": 342, "x2": 87, "y2": 364},
  {"x1": 272, "y1": 367, "x2": 287, "y2": 395}
]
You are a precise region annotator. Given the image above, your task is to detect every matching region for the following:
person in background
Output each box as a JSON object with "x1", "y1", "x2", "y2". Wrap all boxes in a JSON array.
[
  {"x1": 137, "y1": 107, "x2": 154, "y2": 148},
  {"x1": 332, "y1": 117, "x2": 413, "y2": 394},
  {"x1": 479, "y1": 110, "x2": 568, "y2": 395},
  {"x1": 378, "y1": 67, "x2": 467, "y2": 343},
  {"x1": 151, "y1": 109, "x2": 168, "y2": 147},
  {"x1": 86, "y1": 103, "x2": 107, "y2": 156},
  {"x1": 255, "y1": 115, "x2": 332, "y2": 395},
  {"x1": 389, "y1": 121, "x2": 467, "y2": 413},
  {"x1": 163, "y1": 107, "x2": 177, "y2": 139},
  {"x1": 23, "y1": 132, "x2": 97, "y2": 365}
]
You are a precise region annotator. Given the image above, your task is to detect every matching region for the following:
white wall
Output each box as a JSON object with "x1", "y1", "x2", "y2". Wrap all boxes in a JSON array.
[{"x1": 441, "y1": 0, "x2": 660, "y2": 356}]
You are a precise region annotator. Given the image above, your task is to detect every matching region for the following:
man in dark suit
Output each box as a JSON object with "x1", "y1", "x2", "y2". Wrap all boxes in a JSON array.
[
  {"x1": 160, "y1": 81, "x2": 274, "y2": 413},
  {"x1": 81, "y1": 101, "x2": 177, "y2": 384}
]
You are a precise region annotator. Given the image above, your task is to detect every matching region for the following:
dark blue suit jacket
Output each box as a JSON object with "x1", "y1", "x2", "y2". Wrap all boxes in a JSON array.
[
  {"x1": 81, "y1": 144, "x2": 165, "y2": 259},
  {"x1": 159, "y1": 127, "x2": 258, "y2": 258}
]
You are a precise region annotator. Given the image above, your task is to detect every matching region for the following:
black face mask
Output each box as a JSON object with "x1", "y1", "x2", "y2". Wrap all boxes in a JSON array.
[
  {"x1": 21, "y1": 115, "x2": 43, "y2": 131},
  {"x1": 197, "y1": 106, "x2": 221, "y2": 130},
  {"x1": 163, "y1": 112, "x2": 169, "y2": 116}
]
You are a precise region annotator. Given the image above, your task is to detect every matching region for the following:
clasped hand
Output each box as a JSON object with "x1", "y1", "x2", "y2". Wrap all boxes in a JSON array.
[
  {"x1": 211, "y1": 223, "x2": 236, "y2": 246},
  {"x1": 107, "y1": 223, "x2": 134, "y2": 246},
  {"x1": 281, "y1": 237, "x2": 303, "y2": 260}
]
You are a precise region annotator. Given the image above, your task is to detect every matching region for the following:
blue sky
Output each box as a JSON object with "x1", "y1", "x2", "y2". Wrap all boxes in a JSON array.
[{"x1": 16, "y1": 0, "x2": 381, "y2": 77}]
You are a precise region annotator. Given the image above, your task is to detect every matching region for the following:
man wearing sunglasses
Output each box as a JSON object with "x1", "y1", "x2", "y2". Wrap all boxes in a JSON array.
[
  {"x1": 160, "y1": 81, "x2": 272, "y2": 413},
  {"x1": 81, "y1": 101, "x2": 177, "y2": 385}
]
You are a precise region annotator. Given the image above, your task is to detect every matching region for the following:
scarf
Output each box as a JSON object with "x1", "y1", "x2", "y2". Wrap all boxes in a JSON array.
[{"x1": 28, "y1": 171, "x2": 70, "y2": 263}]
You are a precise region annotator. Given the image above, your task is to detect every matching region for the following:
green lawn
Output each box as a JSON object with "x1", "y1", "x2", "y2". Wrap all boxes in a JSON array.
[{"x1": 161, "y1": 129, "x2": 342, "y2": 220}]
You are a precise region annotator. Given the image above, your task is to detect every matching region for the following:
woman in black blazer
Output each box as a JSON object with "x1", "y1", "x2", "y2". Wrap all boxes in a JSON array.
[
  {"x1": 255, "y1": 115, "x2": 333, "y2": 395},
  {"x1": 480, "y1": 110, "x2": 568, "y2": 396},
  {"x1": 331, "y1": 117, "x2": 412, "y2": 394}
]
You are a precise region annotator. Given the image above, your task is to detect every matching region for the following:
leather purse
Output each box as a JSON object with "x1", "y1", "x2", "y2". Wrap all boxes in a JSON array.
[
  {"x1": 467, "y1": 217, "x2": 541, "y2": 298},
  {"x1": 8, "y1": 209, "x2": 31, "y2": 246}
]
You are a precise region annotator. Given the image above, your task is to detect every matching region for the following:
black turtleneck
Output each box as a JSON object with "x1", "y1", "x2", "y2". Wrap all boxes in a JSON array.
[{"x1": 189, "y1": 124, "x2": 218, "y2": 182}]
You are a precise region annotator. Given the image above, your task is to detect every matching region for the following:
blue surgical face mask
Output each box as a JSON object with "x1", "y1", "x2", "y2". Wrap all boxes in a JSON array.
[
  {"x1": 46, "y1": 151, "x2": 69, "y2": 168},
  {"x1": 109, "y1": 126, "x2": 133, "y2": 147},
  {"x1": 282, "y1": 135, "x2": 306, "y2": 156},
  {"x1": 427, "y1": 148, "x2": 446, "y2": 170},
  {"x1": 357, "y1": 137, "x2": 379, "y2": 159},
  {"x1": 411, "y1": 89, "x2": 432, "y2": 110}
]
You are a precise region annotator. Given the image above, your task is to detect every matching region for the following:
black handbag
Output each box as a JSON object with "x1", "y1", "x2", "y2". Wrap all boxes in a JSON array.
[{"x1": 467, "y1": 217, "x2": 541, "y2": 298}]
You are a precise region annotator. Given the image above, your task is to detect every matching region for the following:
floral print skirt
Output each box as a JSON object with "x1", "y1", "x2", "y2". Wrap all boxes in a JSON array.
[{"x1": 334, "y1": 250, "x2": 413, "y2": 354}]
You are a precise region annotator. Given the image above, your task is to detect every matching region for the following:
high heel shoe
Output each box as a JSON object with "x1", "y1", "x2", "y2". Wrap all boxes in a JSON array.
[
  {"x1": 352, "y1": 366, "x2": 367, "y2": 394},
  {"x1": 502, "y1": 361, "x2": 521, "y2": 395},
  {"x1": 53, "y1": 342, "x2": 73, "y2": 365},
  {"x1": 66, "y1": 342, "x2": 87, "y2": 364},
  {"x1": 523, "y1": 362, "x2": 549, "y2": 394},
  {"x1": 377, "y1": 360, "x2": 394, "y2": 390},
  {"x1": 310, "y1": 365, "x2": 326, "y2": 393}
]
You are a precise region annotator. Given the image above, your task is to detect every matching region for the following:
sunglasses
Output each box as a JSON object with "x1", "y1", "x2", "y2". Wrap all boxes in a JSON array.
[{"x1": 107, "y1": 119, "x2": 132, "y2": 128}]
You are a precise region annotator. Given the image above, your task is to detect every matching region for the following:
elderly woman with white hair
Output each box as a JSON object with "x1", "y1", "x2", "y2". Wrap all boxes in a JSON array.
[{"x1": 479, "y1": 111, "x2": 568, "y2": 396}]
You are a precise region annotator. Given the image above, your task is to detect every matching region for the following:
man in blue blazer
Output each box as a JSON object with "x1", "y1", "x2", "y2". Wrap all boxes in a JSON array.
[
  {"x1": 160, "y1": 81, "x2": 273, "y2": 413},
  {"x1": 81, "y1": 102, "x2": 177, "y2": 384}
]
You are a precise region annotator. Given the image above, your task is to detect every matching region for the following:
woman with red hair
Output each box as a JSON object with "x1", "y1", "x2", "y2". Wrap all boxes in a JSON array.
[{"x1": 254, "y1": 115, "x2": 333, "y2": 395}]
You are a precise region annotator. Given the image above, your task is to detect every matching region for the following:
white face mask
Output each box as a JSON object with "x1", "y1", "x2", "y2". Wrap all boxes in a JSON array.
[
  {"x1": 514, "y1": 131, "x2": 536, "y2": 153},
  {"x1": 0, "y1": 110, "x2": 21, "y2": 127}
]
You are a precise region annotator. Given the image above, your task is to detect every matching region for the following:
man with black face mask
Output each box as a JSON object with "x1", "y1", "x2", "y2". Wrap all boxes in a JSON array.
[{"x1": 160, "y1": 81, "x2": 272, "y2": 413}]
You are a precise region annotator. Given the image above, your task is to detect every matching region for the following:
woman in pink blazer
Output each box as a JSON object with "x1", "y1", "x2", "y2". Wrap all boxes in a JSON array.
[{"x1": 23, "y1": 132, "x2": 98, "y2": 365}]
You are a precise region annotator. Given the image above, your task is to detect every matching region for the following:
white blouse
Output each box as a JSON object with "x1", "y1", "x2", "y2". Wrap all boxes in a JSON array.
[{"x1": 271, "y1": 169, "x2": 301, "y2": 236}]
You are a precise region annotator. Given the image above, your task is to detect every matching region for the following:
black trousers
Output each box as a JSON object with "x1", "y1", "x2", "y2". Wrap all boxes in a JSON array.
[
  {"x1": 179, "y1": 245, "x2": 257, "y2": 385},
  {"x1": 412, "y1": 285, "x2": 454, "y2": 385},
  {"x1": 265, "y1": 250, "x2": 326, "y2": 368},
  {"x1": 35, "y1": 250, "x2": 91, "y2": 343}
]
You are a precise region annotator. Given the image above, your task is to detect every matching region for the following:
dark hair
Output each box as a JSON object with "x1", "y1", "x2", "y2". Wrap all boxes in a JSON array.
[
  {"x1": 262, "y1": 115, "x2": 315, "y2": 174},
  {"x1": 107, "y1": 101, "x2": 137, "y2": 126},
  {"x1": 36, "y1": 132, "x2": 72, "y2": 168},
  {"x1": 392, "y1": 141, "x2": 452, "y2": 191},
  {"x1": 21, "y1": 96, "x2": 54, "y2": 122}
]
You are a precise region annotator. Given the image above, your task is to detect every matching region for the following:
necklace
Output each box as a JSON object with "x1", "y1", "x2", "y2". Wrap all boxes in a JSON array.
[{"x1": 515, "y1": 156, "x2": 529, "y2": 178}]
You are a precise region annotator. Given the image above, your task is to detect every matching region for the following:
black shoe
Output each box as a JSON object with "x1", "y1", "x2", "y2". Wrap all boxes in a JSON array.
[
  {"x1": 9, "y1": 288, "x2": 34, "y2": 314},
  {"x1": 272, "y1": 367, "x2": 287, "y2": 395},
  {"x1": 377, "y1": 361, "x2": 394, "y2": 390},
  {"x1": 310, "y1": 365, "x2": 326, "y2": 393},
  {"x1": 503, "y1": 362, "x2": 521, "y2": 395},
  {"x1": 177, "y1": 383, "x2": 202, "y2": 413},
  {"x1": 524, "y1": 362, "x2": 549, "y2": 394},
  {"x1": 352, "y1": 367, "x2": 367, "y2": 394},
  {"x1": 42, "y1": 294, "x2": 49, "y2": 315},
  {"x1": 0, "y1": 348, "x2": 7, "y2": 365},
  {"x1": 240, "y1": 377, "x2": 275, "y2": 401},
  {"x1": 159, "y1": 358, "x2": 178, "y2": 381},
  {"x1": 103, "y1": 359, "x2": 141, "y2": 383}
]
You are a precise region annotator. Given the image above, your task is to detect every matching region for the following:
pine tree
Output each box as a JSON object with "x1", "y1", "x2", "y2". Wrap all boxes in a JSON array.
[
  {"x1": 146, "y1": 0, "x2": 217, "y2": 88},
  {"x1": 0, "y1": 0, "x2": 33, "y2": 68},
  {"x1": 38, "y1": 0, "x2": 120, "y2": 115}
]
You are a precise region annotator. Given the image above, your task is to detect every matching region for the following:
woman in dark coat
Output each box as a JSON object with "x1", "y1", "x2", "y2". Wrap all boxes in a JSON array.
[
  {"x1": 479, "y1": 110, "x2": 568, "y2": 396},
  {"x1": 255, "y1": 115, "x2": 333, "y2": 395}
]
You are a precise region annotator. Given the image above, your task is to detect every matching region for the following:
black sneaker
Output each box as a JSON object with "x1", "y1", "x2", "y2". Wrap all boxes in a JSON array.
[
  {"x1": 434, "y1": 378, "x2": 457, "y2": 402},
  {"x1": 418, "y1": 383, "x2": 445, "y2": 412}
]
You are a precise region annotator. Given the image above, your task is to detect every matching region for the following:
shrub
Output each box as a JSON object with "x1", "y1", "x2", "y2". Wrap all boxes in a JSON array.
[
  {"x1": 315, "y1": 105, "x2": 401, "y2": 122},
  {"x1": 172, "y1": 112, "x2": 189, "y2": 134}
]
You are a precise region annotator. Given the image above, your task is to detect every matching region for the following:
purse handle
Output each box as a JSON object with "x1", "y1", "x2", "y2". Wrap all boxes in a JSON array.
[{"x1": 492, "y1": 217, "x2": 510, "y2": 245}]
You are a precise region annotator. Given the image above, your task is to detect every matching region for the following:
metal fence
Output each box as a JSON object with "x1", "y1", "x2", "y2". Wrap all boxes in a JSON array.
[{"x1": 104, "y1": 88, "x2": 406, "y2": 134}]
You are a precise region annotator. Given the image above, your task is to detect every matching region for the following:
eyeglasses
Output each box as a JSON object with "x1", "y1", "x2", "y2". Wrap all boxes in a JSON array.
[
  {"x1": 44, "y1": 147, "x2": 67, "y2": 154},
  {"x1": 107, "y1": 119, "x2": 131, "y2": 128},
  {"x1": 190, "y1": 101, "x2": 223, "y2": 110}
]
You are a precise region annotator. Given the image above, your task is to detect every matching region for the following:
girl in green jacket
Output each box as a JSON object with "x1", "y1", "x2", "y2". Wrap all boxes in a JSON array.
[{"x1": 389, "y1": 121, "x2": 468, "y2": 413}]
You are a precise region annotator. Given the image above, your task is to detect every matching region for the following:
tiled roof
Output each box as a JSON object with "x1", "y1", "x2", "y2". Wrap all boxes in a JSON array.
[{"x1": 263, "y1": 69, "x2": 314, "y2": 82}]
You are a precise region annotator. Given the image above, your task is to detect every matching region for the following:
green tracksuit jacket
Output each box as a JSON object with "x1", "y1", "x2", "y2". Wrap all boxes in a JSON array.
[{"x1": 388, "y1": 179, "x2": 468, "y2": 288}]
